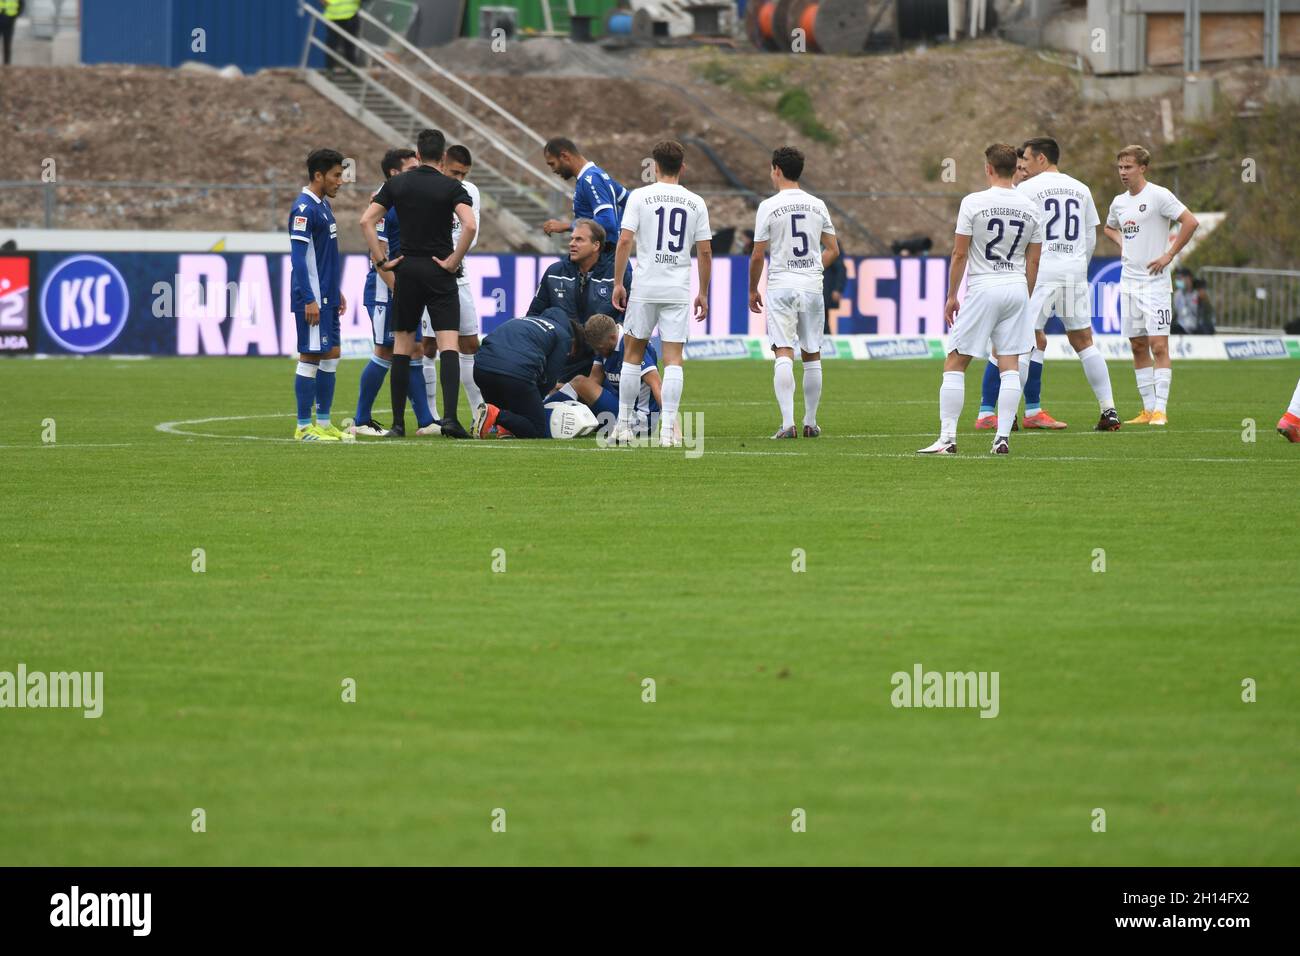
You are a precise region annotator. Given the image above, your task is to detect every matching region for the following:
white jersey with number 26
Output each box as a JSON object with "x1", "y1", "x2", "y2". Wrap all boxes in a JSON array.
[{"x1": 955, "y1": 186, "x2": 1043, "y2": 291}]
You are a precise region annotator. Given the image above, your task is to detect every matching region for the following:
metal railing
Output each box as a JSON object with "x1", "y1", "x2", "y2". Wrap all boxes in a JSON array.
[
  {"x1": 1199, "y1": 266, "x2": 1300, "y2": 333},
  {"x1": 298, "y1": 2, "x2": 569, "y2": 220}
]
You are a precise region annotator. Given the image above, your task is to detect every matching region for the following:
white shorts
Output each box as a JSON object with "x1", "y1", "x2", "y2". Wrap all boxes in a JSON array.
[
  {"x1": 1120, "y1": 281, "x2": 1173, "y2": 337},
  {"x1": 457, "y1": 282, "x2": 478, "y2": 337},
  {"x1": 1028, "y1": 273, "x2": 1092, "y2": 332},
  {"x1": 948, "y1": 283, "x2": 1032, "y2": 360},
  {"x1": 624, "y1": 299, "x2": 690, "y2": 343},
  {"x1": 765, "y1": 287, "x2": 825, "y2": 353}
]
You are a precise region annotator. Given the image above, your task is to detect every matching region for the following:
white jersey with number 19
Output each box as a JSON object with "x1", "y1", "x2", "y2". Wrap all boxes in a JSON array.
[{"x1": 622, "y1": 182, "x2": 711, "y2": 304}]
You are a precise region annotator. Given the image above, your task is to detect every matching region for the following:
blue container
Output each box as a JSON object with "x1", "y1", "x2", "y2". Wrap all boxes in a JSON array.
[{"x1": 82, "y1": 0, "x2": 324, "y2": 71}]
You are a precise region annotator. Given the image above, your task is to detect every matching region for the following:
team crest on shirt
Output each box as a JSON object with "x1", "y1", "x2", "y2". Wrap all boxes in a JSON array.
[
  {"x1": 293, "y1": 216, "x2": 308, "y2": 231},
  {"x1": 1139, "y1": 203, "x2": 1147, "y2": 212}
]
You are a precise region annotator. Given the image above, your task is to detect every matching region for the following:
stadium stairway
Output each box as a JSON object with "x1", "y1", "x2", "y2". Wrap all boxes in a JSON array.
[{"x1": 301, "y1": 2, "x2": 571, "y2": 254}]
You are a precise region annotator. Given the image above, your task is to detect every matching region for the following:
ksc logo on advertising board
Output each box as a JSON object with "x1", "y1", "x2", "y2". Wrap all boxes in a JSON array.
[{"x1": 41, "y1": 255, "x2": 131, "y2": 353}]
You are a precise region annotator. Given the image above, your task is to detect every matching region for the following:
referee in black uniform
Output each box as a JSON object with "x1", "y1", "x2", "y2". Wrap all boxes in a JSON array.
[{"x1": 361, "y1": 129, "x2": 477, "y2": 438}]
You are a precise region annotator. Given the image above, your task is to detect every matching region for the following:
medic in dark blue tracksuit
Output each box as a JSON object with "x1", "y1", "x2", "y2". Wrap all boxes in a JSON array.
[{"x1": 472, "y1": 307, "x2": 587, "y2": 439}]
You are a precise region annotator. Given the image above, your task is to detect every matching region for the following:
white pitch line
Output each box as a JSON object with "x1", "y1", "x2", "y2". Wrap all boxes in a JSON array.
[{"x1": 0, "y1": 442, "x2": 137, "y2": 450}]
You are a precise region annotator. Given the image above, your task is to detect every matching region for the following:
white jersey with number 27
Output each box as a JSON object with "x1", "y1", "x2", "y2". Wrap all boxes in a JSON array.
[{"x1": 955, "y1": 186, "x2": 1043, "y2": 291}]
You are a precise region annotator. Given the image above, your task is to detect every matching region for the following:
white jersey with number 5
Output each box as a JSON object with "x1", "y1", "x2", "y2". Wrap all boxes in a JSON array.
[
  {"x1": 754, "y1": 188, "x2": 835, "y2": 294},
  {"x1": 956, "y1": 186, "x2": 1043, "y2": 290},
  {"x1": 622, "y1": 182, "x2": 711, "y2": 304},
  {"x1": 1016, "y1": 171, "x2": 1098, "y2": 280}
]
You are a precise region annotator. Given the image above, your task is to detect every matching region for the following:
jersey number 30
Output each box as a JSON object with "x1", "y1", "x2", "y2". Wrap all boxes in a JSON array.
[{"x1": 654, "y1": 207, "x2": 687, "y2": 253}]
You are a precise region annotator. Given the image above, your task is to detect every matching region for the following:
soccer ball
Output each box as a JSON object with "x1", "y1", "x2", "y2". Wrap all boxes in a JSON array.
[{"x1": 546, "y1": 401, "x2": 599, "y2": 439}]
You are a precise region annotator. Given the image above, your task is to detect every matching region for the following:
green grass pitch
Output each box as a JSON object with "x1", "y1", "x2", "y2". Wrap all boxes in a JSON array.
[{"x1": 2, "y1": 355, "x2": 1297, "y2": 866}]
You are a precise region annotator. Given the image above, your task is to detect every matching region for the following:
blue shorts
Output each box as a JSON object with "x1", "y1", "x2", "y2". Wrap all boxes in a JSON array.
[
  {"x1": 295, "y1": 307, "x2": 340, "y2": 355},
  {"x1": 592, "y1": 387, "x2": 619, "y2": 419},
  {"x1": 366, "y1": 303, "x2": 393, "y2": 347}
]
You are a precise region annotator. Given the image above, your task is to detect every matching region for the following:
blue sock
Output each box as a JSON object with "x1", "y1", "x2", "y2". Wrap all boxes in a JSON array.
[
  {"x1": 1024, "y1": 355, "x2": 1044, "y2": 414},
  {"x1": 295, "y1": 362, "x2": 317, "y2": 427},
  {"x1": 409, "y1": 359, "x2": 434, "y2": 428},
  {"x1": 355, "y1": 356, "x2": 390, "y2": 423},
  {"x1": 315, "y1": 359, "x2": 337, "y2": 422},
  {"x1": 978, "y1": 360, "x2": 1000, "y2": 415}
]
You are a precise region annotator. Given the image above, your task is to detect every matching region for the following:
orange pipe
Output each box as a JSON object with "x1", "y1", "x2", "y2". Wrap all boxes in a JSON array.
[{"x1": 799, "y1": 4, "x2": 819, "y2": 49}]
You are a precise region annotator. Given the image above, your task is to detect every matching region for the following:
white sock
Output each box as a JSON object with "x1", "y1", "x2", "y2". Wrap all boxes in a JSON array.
[
  {"x1": 1077, "y1": 345, "x2": 1114, "y2": 411},
  {"x1": 423, "y1": 356, "x2": 439, "y2": 419},
  {"x1": 997, "y1": 370, "x2": 1022, "y2": 439},
  {"x1": 1288, "y1": 377, "x2": 1300, "y2": 418},
  {"x1": 618, "y1": 361, "x2": 643, "y2": 428},
  {"x1": 459, "y1": 352, "x2": 483, "y2": 411},
  {"x1": 773, "y1": 356, "x2": 795, "y2": 429},
  {"x1": 1153, "y1": 367, "x2": 1171, "y2": 413},
  {"x1": 802, "y1": 360, "x2": 822, "y2": 427},
  {"x1": 939, "y1": 370, "x2": 964, "y2": 442},
  {"x1": 660, "y1": 364, "x2": 683, "y2": 438},
  {"x1": 1135, "y1": 366, "x2": 1155, "y2": 412},
  {"x1": 557, "y1": 382, "x2": 578, "y2": 400},
  {"x1": 1018, "y1": 353, "x2": 1030, "y2": 390}
]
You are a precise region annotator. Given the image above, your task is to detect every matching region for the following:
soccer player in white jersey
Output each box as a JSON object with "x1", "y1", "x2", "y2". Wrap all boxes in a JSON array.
[
  {"x1": 611, "y1": 140, "x2": 712, "y2": 447},
  {"x1": 1014, "y1": 136, "x2": 1121, "y2": 431},
  {"x1": 419, "y1": 144, "x2": 485, "y2": 422},
  {"x1": 1104, "y1": 145, "x2": 1199, "y2": 425},
  {"x1": 748, "y1": 146, "x2": 839, "y2": 438},
  {"x1": 919, "y1": 144, "x2": 1042, "y2": 456}
]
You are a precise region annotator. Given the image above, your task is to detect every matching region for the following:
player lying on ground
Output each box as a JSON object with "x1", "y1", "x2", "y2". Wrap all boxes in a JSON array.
[
  {"x1": 611, "y1": 139, "x2": 712, "y2": 447},
  {"x1": 545, "y1": 313, "x2": 662, "y2": 435},
  {"x1": 472, "y1": 308, "x2": 607, "y2": 439},
  {"x1": 919, "y1": 143, "x2": 1042, "y2": 456},
  {"x1": 351, "y1": 146, "x2": 438, "y2": 438},
  {"x1": 748, "y1": 145, "x2": 839, "y2": 439},
  {"x1": 1104, "y1": 144, "x2": 1198, "y2": 427},
  {"x1": 976, "y1": 136, "x2": 1121, "y2": 433},
  {"x1": 288, "y1": 147, "x2": 352, "y2": 442}
]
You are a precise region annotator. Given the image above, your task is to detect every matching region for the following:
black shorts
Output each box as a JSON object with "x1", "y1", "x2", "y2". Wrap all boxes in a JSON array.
[{"x1": 393, "y1": 258, "x2": 459, "y2": 333}]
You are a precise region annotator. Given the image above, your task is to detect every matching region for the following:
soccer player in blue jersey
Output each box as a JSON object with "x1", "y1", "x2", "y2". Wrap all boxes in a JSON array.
[
  {"x1": 540, "y1": 137, "x2": 628, "y2": 250},
  {"x1": 289, "y1": 148, "x2": 351, "y2": 442},
  {"x1": 546, "y1": 313, "x2": 661, "y2": 435},
  {"x1": 349, "y1": 146, "x2": 438, "y2": 437}
]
